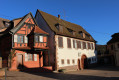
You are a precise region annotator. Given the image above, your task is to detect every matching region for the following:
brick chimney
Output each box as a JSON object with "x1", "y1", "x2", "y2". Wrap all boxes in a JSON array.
[{"x1": 58, "y1": 15, "x2": 60, "y2": 20}]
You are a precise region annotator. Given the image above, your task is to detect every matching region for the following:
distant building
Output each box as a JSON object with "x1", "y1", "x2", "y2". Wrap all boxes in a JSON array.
[
  {"x1": 97, "y1": 45, "x2": 107, "y2": 56},
  {"x1": 35, "y1": 9, "x2": 97, "y2": 70},
  {"x1": 107, "y1": 33, "x2": 119, "y2": 66}
]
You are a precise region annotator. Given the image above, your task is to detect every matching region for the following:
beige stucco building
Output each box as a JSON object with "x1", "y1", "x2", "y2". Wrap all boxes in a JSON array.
[{"x1": 35, "y1": 9, "x2": 97, "y2": 70}]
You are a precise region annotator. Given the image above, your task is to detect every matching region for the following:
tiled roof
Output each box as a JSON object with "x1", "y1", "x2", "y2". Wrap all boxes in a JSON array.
[
  {"x1": 38, "y1": 10, "x2": 95, "y2": 42},
  {"x1": 0, "y1": 18, "x2": 10, "y2": 29},
  {"x1": 33, "y1": 25, "x2": 49, "y2": 35},
  {"x1": 107, "y1": 33, "x2": 119, "y2": 44}
]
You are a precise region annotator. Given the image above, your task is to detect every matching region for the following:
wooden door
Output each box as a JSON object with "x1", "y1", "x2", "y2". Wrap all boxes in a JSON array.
[
  {"x1": 17, "y1": 54, "x2": 23, "y2": 69},
  {"x1": 78, "y1": 59, "x2": 80, "y2": 70}
]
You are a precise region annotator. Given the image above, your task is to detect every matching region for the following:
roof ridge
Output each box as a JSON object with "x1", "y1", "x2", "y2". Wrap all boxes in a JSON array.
[
  {"x1": 38, "y1": 10, "x2": 83, "y2": 28},
  {"x1": 0, "y1": 17, "x2": 10, "y2": 21},
  {"x1": 38, "y1": 9, "x2": 95, "y2": 42}
]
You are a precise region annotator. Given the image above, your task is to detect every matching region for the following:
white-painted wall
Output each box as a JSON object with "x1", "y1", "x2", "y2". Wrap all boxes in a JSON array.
[{"x1": 55, "y1": 35, "x2": 97, "y2": 67}]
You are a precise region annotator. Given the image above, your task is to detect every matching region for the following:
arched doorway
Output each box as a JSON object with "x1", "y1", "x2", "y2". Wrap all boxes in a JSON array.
[
  {"x1": 78, "y1": 59, "x2": 80, "y2": 70},
  {"x1": 81, "y1": 55, "x2": 88, "y2": 69}
]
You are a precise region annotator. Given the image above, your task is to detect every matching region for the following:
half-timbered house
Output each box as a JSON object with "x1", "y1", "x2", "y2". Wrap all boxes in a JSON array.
[{"x1": 0, "y1": 13, "x2": 52, "y2": 71}]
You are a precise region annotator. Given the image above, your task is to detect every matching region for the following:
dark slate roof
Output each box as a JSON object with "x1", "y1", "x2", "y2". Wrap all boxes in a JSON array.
[
  {"x1": 0, "y1": 18, "x2": 10, "y2": 29},
  {"x1": 107, "y1": 33, "x2": 119, "y2": 44},
  {"x1": 37, "y1": 10, "x2": 95, "y2": 42}
]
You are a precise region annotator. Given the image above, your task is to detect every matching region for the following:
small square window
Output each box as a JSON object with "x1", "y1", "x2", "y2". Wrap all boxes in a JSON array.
[
  {"x1": 61, "y1": 59, "x2": 64, "y2": 64},
  {"x1": 28, "y1": 54, "x2": 33, "y2": 61},
  {"x1": 72, "y1": 59, "x2": 75, "y2": 64}
]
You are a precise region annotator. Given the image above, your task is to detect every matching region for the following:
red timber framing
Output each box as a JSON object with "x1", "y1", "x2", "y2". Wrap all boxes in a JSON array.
[{"x1": 0, "y1": 13, "x2": 52, "y2": 72}]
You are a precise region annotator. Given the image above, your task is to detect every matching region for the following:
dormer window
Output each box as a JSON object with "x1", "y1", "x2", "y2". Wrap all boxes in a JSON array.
[
  {"x1": 67, "y1": 28, "x2": 75, "y2": 35},
  {"x1": 79, "y1": 31, "x2": 83, "y2": 37},
  {"x1": 3, "y1": 21, "x2": 10, "y2": 28},
  {"x1": 55, "y1": 23, "x2": 63, "y2": 32},
  {"x1": 86, "y1": 34, "x2": 91, "y2": 39},
  {"x1": 55, "y1": 24, "x2": 59, "y2": 30},
  {"x1": 79, "y1": 31, "x2": 85, "y2": 38}
]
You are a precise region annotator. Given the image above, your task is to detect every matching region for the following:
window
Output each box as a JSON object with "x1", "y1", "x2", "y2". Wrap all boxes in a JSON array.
[
  {"x1": 17, "y1": 35, "x2": 24, "y2": 43},
  {"x1": 61, "y1": 59, "x2": 64, "y2": 64},
  {"x1": 67, "y1": 38, "x2": 71, "y2": 48},
  {"x1": 83, "y1": 42, "x2": 86, "y2": 49},
  {"x1": 72, "y1": 59, "x2": 75, "y2": 64},
  {"x1": 55, "y1": 24, "x2": 63, "y2": 32},
  {"x1": 88, "y1": 43, "x2": 91, "y2": 49},
  {"x1": 117, "y1": 44, "x2": 119, "y2": 48},
  {"x1": 86, "y1": 34, "x2": 91, "y2": 39},
  {"x1": 67, "y1": 28, "x2": 75, "y2": 35},
  {"x1": 34, "y1": 54, "x2": 37, "y2": 61},
  {"x1": 79, "y1": 31, "x2": 83, "y2": 37},
  {"x1": 67, "y1": 59, "x2": 70, "y2": 64},
  {"x1": 77, "y1": 41, "x2": 81, "y2": 49},
  {"x1": 79, "y1": 31, "x2": 85, "y2": 38},
  {"x1": 58, "y1": 36, "x2": 63, "y2": 47},
  {"x1": 111, "y1": 45, "x2": 113, "y2": 50},
  {"x1": 35, "y1": 36, "x2": 39, "y2": 42},
  {"x1": 28, "y1": 54, "x2": 33, "y2": 61},
  {"x1": 56, "y1": 25, "x2": 59, "y2": 30},
  {"x1": 73, "y1": 40, "x2": 77, "y2": 48},
  {"x1": 91, "y1": 43, "x2": 94, "y2": 50}
]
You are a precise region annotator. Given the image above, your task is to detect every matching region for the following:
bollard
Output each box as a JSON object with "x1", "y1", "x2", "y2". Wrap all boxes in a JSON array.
[{"x1": 5, "y1": 67, "x2": 7, "y2": 80}]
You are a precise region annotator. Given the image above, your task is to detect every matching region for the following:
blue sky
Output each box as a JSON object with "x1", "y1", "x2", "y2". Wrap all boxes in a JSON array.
[{"x1": 0, "y1": 0, "x2": 119, "y2": 45}]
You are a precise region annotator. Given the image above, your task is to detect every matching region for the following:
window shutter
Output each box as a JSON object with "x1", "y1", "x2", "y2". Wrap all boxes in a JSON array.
[
  {"x1": 75, "y1": 40, "x2": 77, "y2": 48},
  {"x1": 14, "y1": 35, "x2": 17, "y2": 42},
  {"x1": 34, "y1": 54, "x2": 37, "y2": 61},
  {"x1": 25, "y1": 53, "x2": 28, "y2": 61},
  {"x1": 77, "y1": 41, "x2": 79, "y2": 49},
  {"x1": 40, "y1": 36, "x2": 43, "y2": 42},
  {"x1": 24, "y1": 36, "x2": 28, "y2": 43},
  {"x1": 73, "y1": 40, "x2": 75, "y2": 48}
]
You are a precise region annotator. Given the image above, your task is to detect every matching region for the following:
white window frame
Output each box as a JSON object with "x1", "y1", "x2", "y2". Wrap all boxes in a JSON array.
[
  {"x1": 25, "y1": 53, "x2": 28, "y2": 61},
  {"x1": 24, "y1": 36, "x2": 28, "y2": 43},
  {"x1": 34, "y1": 54, "x2": 37, "y2": 61},
  {"x1": 14, "y1": 35, "x2": 17, "y2": 42}
]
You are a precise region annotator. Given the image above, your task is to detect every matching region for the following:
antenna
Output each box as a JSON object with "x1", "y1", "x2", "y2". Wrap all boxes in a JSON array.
[{"x1": 63, "y1": 9, "x2": 66, "y2": 20}]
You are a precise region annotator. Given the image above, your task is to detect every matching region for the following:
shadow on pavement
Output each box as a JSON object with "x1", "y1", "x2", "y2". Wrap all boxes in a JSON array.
[
  {"x1": 18, "y1": 67, "x2": 119, "y2": 80},
  {"x1": 87, "y1": 65, "x2": 119, "y2": 72}
]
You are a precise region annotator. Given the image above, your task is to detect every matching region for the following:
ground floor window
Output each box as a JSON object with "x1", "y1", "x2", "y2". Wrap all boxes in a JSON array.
[
  {"x1": 72, "y1": 59, "x2": 75, "y2": 64},
  {"x1": 25, "y1": 53, "x2": 37, "y2": 61},
  {"x1": 28, "y1": 54, "x2": 33, "y2": 61},
  {"x1": 61, "y1": 59, "x2": 64, "y2": 64}
]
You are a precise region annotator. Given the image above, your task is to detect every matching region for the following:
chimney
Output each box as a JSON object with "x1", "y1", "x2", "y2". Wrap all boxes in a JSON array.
[{"x1": 58, "y1": 15, "x2": 60, "y2": 20}]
